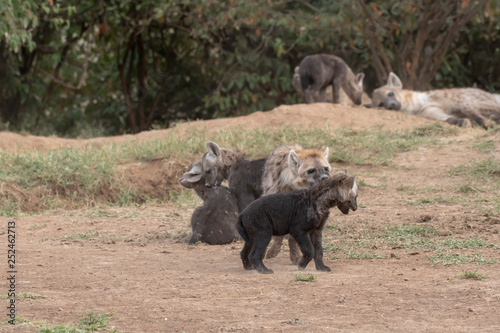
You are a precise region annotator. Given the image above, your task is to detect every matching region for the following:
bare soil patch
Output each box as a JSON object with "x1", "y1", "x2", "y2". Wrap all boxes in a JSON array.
[{"x1": 2, "y1": 103, "x2": 500, "y2": 332}]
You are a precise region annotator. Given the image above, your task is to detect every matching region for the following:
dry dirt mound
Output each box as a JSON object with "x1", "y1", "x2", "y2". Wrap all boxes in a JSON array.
[
  {"x1": 5, "y1": 103, "x2": 500, "y2": 333},
  {"x1": 0, "y1": 103, "x2": 434, "y2": 153}
]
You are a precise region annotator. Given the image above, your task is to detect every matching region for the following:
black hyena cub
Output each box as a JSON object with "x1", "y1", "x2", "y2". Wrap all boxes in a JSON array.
[{"x1": 236, "y1": 172, "x2": 358, "y2": 274}]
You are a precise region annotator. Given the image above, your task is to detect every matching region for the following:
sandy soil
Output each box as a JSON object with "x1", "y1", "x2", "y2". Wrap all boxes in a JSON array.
[{"x1": 2, "y1": 103, "x2": 500, "y2": 332}]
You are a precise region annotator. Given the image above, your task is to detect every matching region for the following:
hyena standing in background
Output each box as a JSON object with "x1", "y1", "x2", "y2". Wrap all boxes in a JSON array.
[
  {"x1": 292, "y1": 66, "x2": 372, "y2": 107},
  {"x1": 298, "y1": 54, "x2": 365, "y2": 105},
  {"x1": 262, "y1": 144, "x2": 331, "y2": 264},
  {"x1": 201, "y1": 141, "x2": 266, "y2": 213},
  {"x1": 371, "y1": 72, "x2": 500, "y2": 129}
]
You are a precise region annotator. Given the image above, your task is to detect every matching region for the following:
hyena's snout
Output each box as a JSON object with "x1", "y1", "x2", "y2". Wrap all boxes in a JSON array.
[{"x1": 384, "y1": 99, "x2": 401, "y2": 111}]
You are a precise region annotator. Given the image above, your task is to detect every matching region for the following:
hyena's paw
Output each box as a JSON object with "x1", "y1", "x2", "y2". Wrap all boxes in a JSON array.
[
  {"x1": 257, "y1": 267, "x2": 274, "y2": 274},
  {"x1": 461, "y1": 118, "x2": 472, "y2": 128},
  {"x1": 315, "y1": 264, "x2": 331, "y2": 272},
  {"x1": 242, "y1": 260, "x2": 254, "y2": 270}
]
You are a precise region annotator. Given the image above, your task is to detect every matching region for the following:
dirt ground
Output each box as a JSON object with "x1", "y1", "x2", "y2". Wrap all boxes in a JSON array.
[{"x1": 2, "y1": 103, "x2": 500, "y2": 332}]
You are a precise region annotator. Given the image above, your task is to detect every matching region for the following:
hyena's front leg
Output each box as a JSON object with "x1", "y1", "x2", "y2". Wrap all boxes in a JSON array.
[
  {"x1": 318, "y1": 88, "x2": 327, "y2": 102},
  {"x1": 420, "y1": 107, "x2": 471, "y2": 128},
  {"x1": 310, "y1": 229, "x2": 330, "y2": 272},
  {"x1": 331, "y1": 78, "x2": 342, "y2": 104}
]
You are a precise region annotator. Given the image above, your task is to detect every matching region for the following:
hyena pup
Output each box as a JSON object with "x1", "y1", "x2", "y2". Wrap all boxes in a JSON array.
[
  {"x1": 262, "y1": 144, "x2": 331, "y2": 263},
  {"x1": 201, "y1": 141, "x2": 266, "y2": 213},
  {"x1": 298, "y1": 54, "x2": 365, "y2": 105},
  {"x1": 371, "y1": 72, "x2": 500, "y2": 129},
  {"x1": 292, "y1": 66, "x2": 372, "y2": 107},
  {"x1": 180, "y1": 159, "x2": 240, "y2": 245},
  {"x1": 237, "y1": 172, "x2": 358, "y2": 274}
]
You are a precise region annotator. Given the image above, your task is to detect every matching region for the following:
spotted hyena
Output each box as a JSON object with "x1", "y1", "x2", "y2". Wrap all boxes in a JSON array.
[
  {"x1": 261, "y1": 144, "x2": 331, "y2": 263},
  {"x1": 298, "y1": 54, "x2": 365, "y2": 105},
  {"x1": 237, "y1": 172, "x2": 358, "y2": 274},
  {"x1": 371, "y1": 72, "x2": 500, "y2": 129}
]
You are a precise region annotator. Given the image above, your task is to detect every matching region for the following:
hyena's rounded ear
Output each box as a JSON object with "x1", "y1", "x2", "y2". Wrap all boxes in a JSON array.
[
  {"x1": 294, "y1": 66, "x2": 300, "y2": 74},
  {"x1": 183, "y1": 164, "x2": 203, "y2": 183},
  {"x1": 355, "y1": 73, "x2": 365, "y2": 87},
  {"x1": 387, "y1": 72, "x2": 403, "y2": 89},
  {"x1": 288, "y1": 150, "x2": 302, "y2": 172},
  {"x1": 205, "y1": 141, "x2": 221, "y2": 159},
  {"x1": 179, "y1": 178, "x2": 194, "y2": 189}
]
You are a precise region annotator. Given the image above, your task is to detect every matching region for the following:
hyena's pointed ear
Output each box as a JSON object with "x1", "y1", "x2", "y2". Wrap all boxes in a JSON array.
[
  {"x1": 323, "y1": 147, "x2": 329, "y2": 161},
  {"x1": 288, "y1": 150, "x2": 302, "y2": 173},
  {"x1": 387, "y1": 72, "x2": 403, "y2": 89},
  {"x1": 355, "y1": 73, "x2": 365, "y2": 88}
]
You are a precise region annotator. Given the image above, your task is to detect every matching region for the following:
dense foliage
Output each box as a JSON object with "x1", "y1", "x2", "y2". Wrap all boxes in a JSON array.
[{"x1": 0, "y1": 0, "x2": 499, "y2": 136}]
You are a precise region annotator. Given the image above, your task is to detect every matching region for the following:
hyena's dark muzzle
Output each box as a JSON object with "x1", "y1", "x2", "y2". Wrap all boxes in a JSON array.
[{"x1": 380, "y1": 93, "x2": 401, "y2": 110}]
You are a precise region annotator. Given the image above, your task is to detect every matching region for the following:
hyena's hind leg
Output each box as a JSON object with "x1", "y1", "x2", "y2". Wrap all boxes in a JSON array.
[
  {"x1": 265, "y1": 235, "x2": 284, "y2": 259},
  {"x1": 249, "y1": 230, "x2": 274, "y2": 274},
  {"x1": 240, "y1": 242, "x2": 254, "y2": 270},
  {"x1": 288, "y1": 236, "x2": 302, "y2": 265},
  {"x1": 266, "y1": 235, "x2": 303, "y2": 265}
]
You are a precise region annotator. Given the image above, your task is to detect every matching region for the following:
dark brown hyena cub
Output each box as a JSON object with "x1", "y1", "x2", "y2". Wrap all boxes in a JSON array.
[
  {"x1": 236, "y1": 172, "x2": 358, "y2": 274},
  {"x1": 180, "y1": 159, "x2": 240, "y2": 245}
]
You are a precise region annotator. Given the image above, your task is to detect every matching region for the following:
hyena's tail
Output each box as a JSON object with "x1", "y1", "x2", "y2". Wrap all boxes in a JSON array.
[
  {"x1": 300, "y1": 71, "x2": 310, "y2": 91},
  {"x1": 236, "y1": 215, "x2": 251, "y2": 244}
]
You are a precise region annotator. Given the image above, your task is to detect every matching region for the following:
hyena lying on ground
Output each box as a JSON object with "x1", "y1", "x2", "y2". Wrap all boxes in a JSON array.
[
  {"x1": 262, "y1": 144, "x2": 331, "y2": 264},
  {"x1": 298, "y1": 54, "x2": 365, "y2": 105},
  {"x1": 237, "y1": 172, "x2": 358, "y2": 274},
  {"x1": 180, "y1": 159, "x2": 240, "y2": 245},
  {"x1": 371, "y1": 72, "x2": 500, "y2": 129},
  {"x1": 200, "y1": 141, "x2": 266, "y2": 213},
  {"x1": 292, "y1": 66, "x2": 372, "y2": 107}
]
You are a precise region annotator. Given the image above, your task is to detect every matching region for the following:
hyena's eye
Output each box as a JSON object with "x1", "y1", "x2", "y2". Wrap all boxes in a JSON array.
[
  {"x1": 324, "y1": 167, "x2": 330, "y2": 172},
  {"x1": 388, "y1": 92, "x2": 394, "y2": 97},
  {"x1": 205, "y1": 170, "x2": 211, "y2": 174},
  {"x1": 307, "y1": 169, "x2": 316, "y2": 174}
]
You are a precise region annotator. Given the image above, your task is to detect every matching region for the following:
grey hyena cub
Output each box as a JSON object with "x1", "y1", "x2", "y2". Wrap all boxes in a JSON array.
[
  {"x1": 237, "y1": 172, "x2": 358, "y2": 274},
  {"x1": 180, "y1": 159, "x2": 240, "y2": 245},
  {"x1": 299, "y1": 54, "x2": 365, "y2": 105},
  {"x1": 202, "y1": 141, "x2": 266, "y2": 213}
]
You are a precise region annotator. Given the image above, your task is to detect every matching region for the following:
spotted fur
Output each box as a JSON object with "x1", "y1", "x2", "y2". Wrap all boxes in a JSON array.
[
  {"x1": 371, "y1": 72, "x2": 500, "y2": 129},
  {"x1": 261, "y1": 144, "x2": 331, "y2": 263}
]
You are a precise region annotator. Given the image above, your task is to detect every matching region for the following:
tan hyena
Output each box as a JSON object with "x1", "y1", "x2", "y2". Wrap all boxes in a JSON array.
[
  {"x1": 262, "y1": 144, "x2": 331, "y2": 264},
  {"x1": 292, "y1": 66, "x2": 372, "y2": 107},
  {"x1": 371, "y1": 72, "x2": 500, "y2": 129},
  {"x1": 297, "y1": 54, "x2": 365, "y2": 105}
]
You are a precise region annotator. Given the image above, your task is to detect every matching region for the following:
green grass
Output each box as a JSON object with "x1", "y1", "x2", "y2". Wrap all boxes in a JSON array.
[
  {"x1": 29, "y1": 224, "x2": 47, "y2": 230},
  {"x1": 37, "y1": 311, "x2": 118, "y2": 333},
  {"x1": 323, "y1": 225, "x2": 499, "y2": 266},
  {"x1": 428, "y1": 254, "x2": 497, "y2": 266},
  {"x1": 0, "y1": 292, "x2": 45, "y2": 300},
  {"x1": 41, "y1": 231, "x2": 106, "y2": 242},
  {"x1": 292, "y1": 273, "x2": 317, "y2": 282},
  {"x1": 456, "y1": 269, "x2": 488, "y2": 280},
  {"x1": 0, "y1": 122, "x2": 466, "y2": 215}
]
